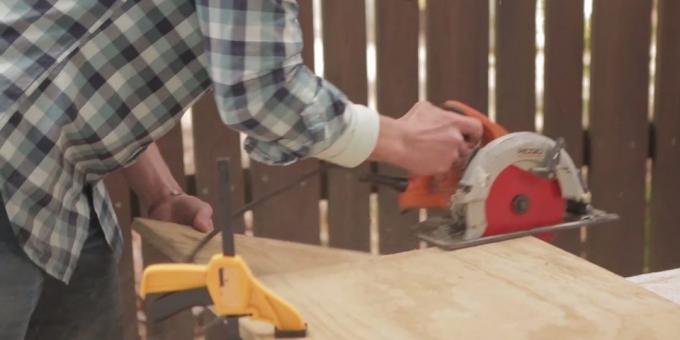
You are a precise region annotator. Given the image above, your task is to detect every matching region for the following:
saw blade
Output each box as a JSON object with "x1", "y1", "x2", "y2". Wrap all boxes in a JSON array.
[{"x1": 484, "y1": 164, "x2": 565, "y2": 238}]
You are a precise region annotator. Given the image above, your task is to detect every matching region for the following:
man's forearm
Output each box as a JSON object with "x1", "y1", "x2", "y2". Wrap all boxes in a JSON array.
[{"x1": 121, "y1": 143, "x2": 184, "y2": 213}]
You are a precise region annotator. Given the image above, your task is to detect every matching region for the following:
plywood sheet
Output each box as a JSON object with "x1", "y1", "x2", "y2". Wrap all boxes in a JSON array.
[
  {"x1": 244, "y1": 238, "x2": 680, "y2": 339},
  {"x1": 134, "y1": 219, "x2": 680, "y2": 339}
]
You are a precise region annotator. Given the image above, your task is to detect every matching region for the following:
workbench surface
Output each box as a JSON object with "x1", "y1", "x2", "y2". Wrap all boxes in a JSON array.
[{"x1": 134, "y1": 219, "x2": 680, "y2": 340}]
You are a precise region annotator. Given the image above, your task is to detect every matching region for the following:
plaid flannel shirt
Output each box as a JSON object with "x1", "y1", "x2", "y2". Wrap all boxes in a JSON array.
[{"x1": 0, "y1": 0, "x2": 360, "y2": 282}]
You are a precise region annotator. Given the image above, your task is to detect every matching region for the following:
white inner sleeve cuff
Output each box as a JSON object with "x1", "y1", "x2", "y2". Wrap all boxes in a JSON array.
[{"x1": 314, "y1": 103, "x2": 380, "y2": 168}]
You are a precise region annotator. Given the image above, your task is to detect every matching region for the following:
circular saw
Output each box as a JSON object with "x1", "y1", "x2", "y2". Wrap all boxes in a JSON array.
[
  {"x1": 416, "y1": 101, "x2": 618, "y2": 250},
  {"x1": 416, "y1": 130, "x2": 617, "y2": 250},
  {"x1": 364, "y1": 101, "x2": 618, "y2": 250}
]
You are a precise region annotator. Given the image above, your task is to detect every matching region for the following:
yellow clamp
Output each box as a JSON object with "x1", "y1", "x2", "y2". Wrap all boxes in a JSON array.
[{"x1": 140, "y1": 254, "x2": 306, "y2": 335}]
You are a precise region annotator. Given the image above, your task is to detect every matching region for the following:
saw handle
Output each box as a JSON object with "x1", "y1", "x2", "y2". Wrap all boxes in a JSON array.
[
  {"x1": 398, "y1": 101, "x2": 508, "y2": 210},
  {"x1": 441, "y1": 100, "x2": 508, "y2": 145}
]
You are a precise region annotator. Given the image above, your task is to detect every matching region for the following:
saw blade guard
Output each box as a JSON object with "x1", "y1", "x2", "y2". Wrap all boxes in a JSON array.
[{"x1": 453, "y1": 132, "x2": 590, "y2": 240}]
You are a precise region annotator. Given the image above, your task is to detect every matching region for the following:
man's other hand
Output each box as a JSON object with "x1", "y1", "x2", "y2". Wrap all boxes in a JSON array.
[
  {"x1": 370, "y1": 101, "x2": 483, "y2": 176},
  {"x1": 122, "y1": 143, "x2": 214, "y2": 233},
  {"x1": 147, "y1": 194, "x2": 214, "y2": 233}
]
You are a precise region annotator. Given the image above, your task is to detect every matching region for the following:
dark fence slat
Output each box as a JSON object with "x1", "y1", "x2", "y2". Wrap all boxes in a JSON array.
[
  {"x1": 426, "y1": 0, "x2": 489, "y2": 220},
  {"x1": 427, "y1": 0, "x2": 489, "y2": 109},
  {"x1": 248, "y1": 0, "x2": 320, "y2": 244},
  {"x1": 192, "y1": 95, "x2": 246, "y2": 233},
  {"x1": 495, "y1": 0, "x2": 536, "y2": 131},
  {"x1": 650, "y1": 0, "x2": 680, "y2": 272},
  {"x1": 322, "y1": 0, "x2": 371, "y2": 251},
  {"x1": 375, "y1": 0, "x2": 419, "y2": 254},
  {"x1": 155, "y1": 124, "x2": 187, "y2": 191},
  {"x1": 586, "y1": 0, "x2": 652, "y2": 276},
  {"x1": 250, "y1": 160, "x2": 321, "y2": 244},
  {"x1": 104, "y1": 172, "x2": 139, "y2": 340},
  {"x1": 544, "y1": 0, "x2": 585, "y2": 255},
  {"x1": 298, "y1": 0, "x2": 315, "y2": 68}
]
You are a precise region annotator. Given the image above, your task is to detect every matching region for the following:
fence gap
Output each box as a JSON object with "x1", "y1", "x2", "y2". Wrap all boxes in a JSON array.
[
  {"x1": 535, "y1": 0, "x2": 545, "y2": 133},
  {"x1": 488, "y1": 0, "x2": 496, "y2": 121},
  {"x1": 418, "y1": 0, "x2": 427, "y2": 102},
  {"x1": 312, "y1": 0, "x2": 324, "y2": 77},
  {"x1": 180, "y1": 111, "x2": 195, "y2": 175},
  {"x1": 642, "y1": 0, "x2": 659, "y2": 274}
]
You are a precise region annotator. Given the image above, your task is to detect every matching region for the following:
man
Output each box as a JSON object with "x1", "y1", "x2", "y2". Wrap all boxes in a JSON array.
[{"x1": 0, "y1": 0, "x2": 482, "y2": 339}]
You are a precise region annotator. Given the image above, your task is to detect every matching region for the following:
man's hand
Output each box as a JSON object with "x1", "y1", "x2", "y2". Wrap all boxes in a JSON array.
[
  {"x1": 370, "y1": 101, "x2": 483, "y2": 175},
  {"x1": 121, "y1": 143, "x2": 214, "y2": 232},
  {"x1": 147, "y1": 194, "x2": 214, "y2": 232}
]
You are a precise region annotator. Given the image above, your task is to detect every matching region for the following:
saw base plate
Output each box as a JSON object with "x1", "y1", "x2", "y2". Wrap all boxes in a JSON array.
[{"x1": 414, "y1": 210, "x2": 619, "y2": 251}]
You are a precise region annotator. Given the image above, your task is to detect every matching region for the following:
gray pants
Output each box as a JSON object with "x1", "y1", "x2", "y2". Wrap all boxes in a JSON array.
[{"x1": 0, "y1": 197, "x2": 123, "y2": 340}]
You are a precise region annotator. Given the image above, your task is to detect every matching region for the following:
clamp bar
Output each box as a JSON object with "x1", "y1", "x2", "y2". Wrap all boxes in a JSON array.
[{"x1": 216, "y1": 158, "x2": 240, "y2": 340}]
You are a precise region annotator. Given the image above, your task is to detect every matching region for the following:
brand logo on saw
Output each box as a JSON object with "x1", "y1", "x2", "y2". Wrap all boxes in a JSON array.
[{"x1": 517, "y1": 148, "x2": 544, "y2": 157}]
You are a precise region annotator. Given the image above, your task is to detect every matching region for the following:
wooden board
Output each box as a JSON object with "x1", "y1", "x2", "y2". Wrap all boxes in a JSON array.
[
  {"x1": 426, "y1": 0, "x2": 489, "y2": 109},
  {"x1": 543, "y1": 0, "x2": 585, "y2": 255},
  {"x1": 243, "y1": 237, "x2": 680, "y2": 339},
  {"x1": 322, "y1": 0, "x2": 371, "y2": 251},
  {"x1": 192, "y1": 94, "x2": 246, "y2": 233},
  {"x1": 586, "y1": 0, "x2": 652, "y2": 276},
  {"x1": 131, "y1": 218, "x2": 369, "y2": 277},
  {"x1": 375, "y1": 0, "x2": 419, "y2": 253},
  {"x1": 650, "y1": 0, "x2": 680, "y2": 272},
  {"x1": 495, "y1": 0, "x2": 536, "y2": 132}
]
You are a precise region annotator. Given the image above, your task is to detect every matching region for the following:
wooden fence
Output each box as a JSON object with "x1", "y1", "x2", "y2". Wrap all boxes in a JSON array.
[{"x1": 103, "y1": 0, "x2": 680, "y2": 338}]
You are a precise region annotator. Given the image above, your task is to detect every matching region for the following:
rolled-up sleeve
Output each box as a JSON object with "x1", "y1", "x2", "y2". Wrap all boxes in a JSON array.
[{"x1": 195, "y1": 0, "x2": 379, "y2": 167}]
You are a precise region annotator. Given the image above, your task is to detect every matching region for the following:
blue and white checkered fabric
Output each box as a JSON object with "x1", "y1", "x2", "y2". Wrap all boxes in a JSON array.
[{"x1": 1, "y1": 0, "x2": 348, "y2": 282}]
